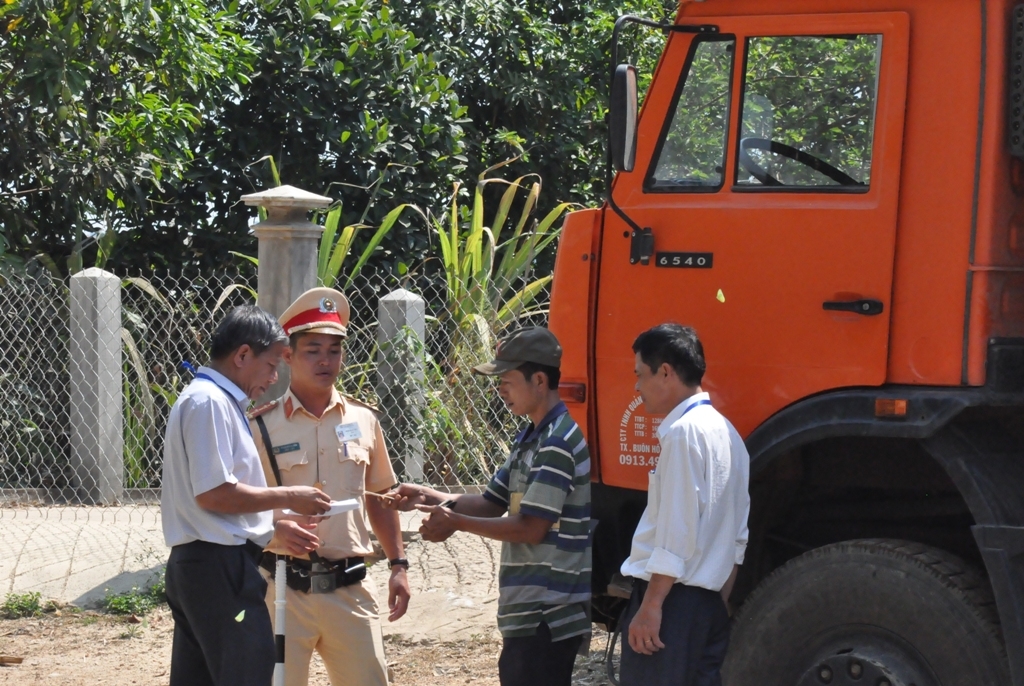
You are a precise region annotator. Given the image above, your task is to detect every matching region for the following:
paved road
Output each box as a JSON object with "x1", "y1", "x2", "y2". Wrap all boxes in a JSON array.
[{"x1": 0, "y1": 506, "x2": 500, "y2": 639}]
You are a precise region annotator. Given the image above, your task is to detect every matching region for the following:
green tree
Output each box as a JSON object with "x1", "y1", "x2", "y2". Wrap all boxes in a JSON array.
[
  {"x1": 394, "y1": 0, "x2": 676, "y2": 208},
  {"x1": 2, "y1": 0, "x2": 471, "y2": 274},
  {"x1": 0, "y1": 0, "x2": 257, "y2": 271},
  {"x1": 122, "y1": 0, "x2": 471, "y2": 274},
  {"x1": 2, "y1": 0, "x2": 681, "y2": 273}
]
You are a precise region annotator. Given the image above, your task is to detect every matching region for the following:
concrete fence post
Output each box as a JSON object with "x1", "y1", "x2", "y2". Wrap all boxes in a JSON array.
[
  {"x1": 242, "y1": 185, "x2": 332, "y2": 402},
  {"x1": 376, "y1": 289, "x2": 426, "y2": 482},
  {"x1": 69, "y1": 267, "x2": 123, "y2": 504}
]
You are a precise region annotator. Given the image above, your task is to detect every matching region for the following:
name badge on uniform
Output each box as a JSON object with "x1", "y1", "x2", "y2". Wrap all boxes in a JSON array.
[
  {"x1": 273, "y1": 442, "x2": 301, "y2": 455},
  {"x1": 335, "y1": 423, "x2": 362, "y2": 442}
]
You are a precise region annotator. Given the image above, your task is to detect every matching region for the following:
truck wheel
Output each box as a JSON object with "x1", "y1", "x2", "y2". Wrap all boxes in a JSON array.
[{"x1": 722, "y1": 539, "x2": 1008, "y2": 686}]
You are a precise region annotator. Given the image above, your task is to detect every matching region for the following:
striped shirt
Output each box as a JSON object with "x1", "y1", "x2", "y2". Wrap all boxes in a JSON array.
[{"x1": 483, "y1": 402, "x2": 592, "y2": 641}]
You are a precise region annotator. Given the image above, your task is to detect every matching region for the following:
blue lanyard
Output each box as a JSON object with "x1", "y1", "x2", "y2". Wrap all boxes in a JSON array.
[
  {"x1": 680, "y1": 398, "x2": 712, "y2": 417},
  {"x1": 196, "y1": 373, "x2": 252, "y2": 437}
]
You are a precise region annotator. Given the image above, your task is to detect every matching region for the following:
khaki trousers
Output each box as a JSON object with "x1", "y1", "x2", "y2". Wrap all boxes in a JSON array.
[{"x1": 263, "y1": 573, "x2": 388, "y2": 686}]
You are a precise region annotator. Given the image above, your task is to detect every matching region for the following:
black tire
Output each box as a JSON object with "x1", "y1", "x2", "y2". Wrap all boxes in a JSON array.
[{"x1": 722, "y1": 539, "x2": 1009, "y2": 686}]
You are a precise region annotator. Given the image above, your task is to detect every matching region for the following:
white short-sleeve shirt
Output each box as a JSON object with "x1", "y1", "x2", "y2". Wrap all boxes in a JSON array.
[
  {"x1": 620, "y1": 392, "x2": 750, "y2": 591},
  {"x1": 161, "y1": 367, "x2": 274, "y2": 547}
]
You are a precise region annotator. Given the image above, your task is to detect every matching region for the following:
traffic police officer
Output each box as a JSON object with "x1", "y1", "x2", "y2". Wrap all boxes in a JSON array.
[{"x1": 249, "y1": 288, "x2": 410, "y2": 686}]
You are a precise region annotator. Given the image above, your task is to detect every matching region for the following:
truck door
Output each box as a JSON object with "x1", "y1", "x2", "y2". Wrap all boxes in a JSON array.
[{"x1": 595, "y1": 13, "x2": 909, "y2": 490}]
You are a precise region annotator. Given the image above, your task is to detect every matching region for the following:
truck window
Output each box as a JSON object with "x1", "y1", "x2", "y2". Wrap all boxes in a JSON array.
[
  {"x1": 735, "y1": 34, "x2": 881, "y2": 190},
  {"x1": 646, "y1": 38, "x2": 735, "y2": 192}
]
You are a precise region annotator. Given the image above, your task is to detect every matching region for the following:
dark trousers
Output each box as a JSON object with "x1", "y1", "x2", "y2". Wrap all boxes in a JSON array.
[
  {"x1": 498, "y1": 622, "x2": 584, "y2": 686},
  {"x1": 165, "y1": 540, "x2": 275, "y2": 686},
  {"x1": 620, "y1": 580, "x2": 731, "y2": 686}
]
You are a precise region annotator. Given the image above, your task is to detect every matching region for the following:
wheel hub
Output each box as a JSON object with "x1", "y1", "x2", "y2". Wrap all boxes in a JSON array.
[{"x1": 797, "y1": 650, "x2": 917, "y2": 686}]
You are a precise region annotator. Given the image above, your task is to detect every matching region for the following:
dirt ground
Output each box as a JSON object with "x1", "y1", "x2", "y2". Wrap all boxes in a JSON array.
[
  {"x1": 0, "y1": 528, "x2": 619, "y2": 685},
  {"x1": 0, "y1": 608, "x2": 617, "y2": 685}
]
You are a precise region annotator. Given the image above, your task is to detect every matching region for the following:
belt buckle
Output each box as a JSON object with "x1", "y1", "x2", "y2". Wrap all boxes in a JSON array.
[{"x1": 309, "y1": 560, "x2": 337, "y2": 594}]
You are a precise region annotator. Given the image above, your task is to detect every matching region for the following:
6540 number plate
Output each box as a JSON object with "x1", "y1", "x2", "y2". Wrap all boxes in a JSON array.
[{"x1": 655, "y1": 252, "x2": 713, "y2": 268}]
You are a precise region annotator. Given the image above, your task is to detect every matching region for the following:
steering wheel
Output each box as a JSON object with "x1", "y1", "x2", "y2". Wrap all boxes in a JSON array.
[{"x1": 738, "y1": 137, "x2": 865, "y2": 187}]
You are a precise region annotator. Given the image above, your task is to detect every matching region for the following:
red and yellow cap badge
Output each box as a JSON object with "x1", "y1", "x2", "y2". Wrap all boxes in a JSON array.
[{"x1": 279, "y1": 287, "x2": 350, "y2": 337}]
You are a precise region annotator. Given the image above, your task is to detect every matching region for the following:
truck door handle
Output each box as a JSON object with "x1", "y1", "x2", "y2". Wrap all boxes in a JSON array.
[{"x1": 822, "y1": 299, "x2": 884, "y2": 315}]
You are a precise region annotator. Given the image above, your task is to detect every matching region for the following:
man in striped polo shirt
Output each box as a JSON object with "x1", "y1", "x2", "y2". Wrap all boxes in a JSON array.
[{"x1": 387, "y1": 327, "x2": 592, "y2": 686}]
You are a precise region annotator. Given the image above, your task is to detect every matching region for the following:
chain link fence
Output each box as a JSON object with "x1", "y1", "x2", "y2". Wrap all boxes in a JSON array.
[
  {"x1": 0, "y1": 270, "x2": 70, "y2": 497},
  {"x1": 1, "y1": 264, "x2": 552, "y2": 605},
  {"x1": 0, "y1": 266, "x2": 551, "y2": 509}
]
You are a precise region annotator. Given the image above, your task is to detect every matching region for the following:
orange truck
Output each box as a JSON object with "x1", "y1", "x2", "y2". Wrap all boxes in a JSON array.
[{"x1": 547, "y1": 1, "x2": 1024, "y2": 684}]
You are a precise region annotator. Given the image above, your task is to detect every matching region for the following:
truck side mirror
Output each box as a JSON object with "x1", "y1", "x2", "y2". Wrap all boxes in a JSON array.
[{"x1": 610, "y1": 64, "x2": 639, "y2": 172}]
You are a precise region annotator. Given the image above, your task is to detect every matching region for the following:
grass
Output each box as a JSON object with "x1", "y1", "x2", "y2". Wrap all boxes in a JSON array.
[
  {"x1": 119, "y1": 621, "x2": 145, "y2": 640},
  {"x1": 102, "y1": 569, "x2": 166, "y2": 616},
  {"x1": 3, "y1": 569, "x2": 168, "y2": 621},
  {"x1": 1, "y1": 591, "x2": 42, "y2": 618}
]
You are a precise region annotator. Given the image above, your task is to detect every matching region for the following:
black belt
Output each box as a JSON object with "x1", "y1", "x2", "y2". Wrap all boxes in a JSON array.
[
  {"x1": 259, "y1": 552, "x2": 366, "y2": 593},
  {"x1": 243, "y1": 540, "x2": 264, "y2": 560}
]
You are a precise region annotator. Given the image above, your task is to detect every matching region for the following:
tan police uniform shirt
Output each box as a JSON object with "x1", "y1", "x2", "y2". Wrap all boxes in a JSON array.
[{"x1": 250, "y1": 388, "x2": 397, "y2": 560}]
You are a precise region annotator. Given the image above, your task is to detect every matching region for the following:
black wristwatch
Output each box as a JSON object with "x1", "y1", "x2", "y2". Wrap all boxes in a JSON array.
[{"x1": 388, "y1": 557, "x2": 410, "y2": 570}]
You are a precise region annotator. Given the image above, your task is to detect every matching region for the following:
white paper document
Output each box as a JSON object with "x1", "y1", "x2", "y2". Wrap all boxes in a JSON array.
[{"x1": 282, "y1": 499, "x2": 359, "y2": 517}]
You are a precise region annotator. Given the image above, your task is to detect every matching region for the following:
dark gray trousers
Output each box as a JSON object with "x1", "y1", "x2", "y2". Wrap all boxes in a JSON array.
[
  {"x1": 499, "y1": 622, "x2": 585, "y2": 686},
  {"x1": 165, "y1": 539, "x2": 274, "y2": 686},
  {"x1": 620, "y1": 580, "x2": 731, "y2": 686}
]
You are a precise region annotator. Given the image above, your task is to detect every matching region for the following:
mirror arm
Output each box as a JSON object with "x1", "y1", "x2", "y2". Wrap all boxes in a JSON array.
[
  {"x1": 608, "y1": 188, "x2": 643, "y2": 235},
  {"x1": 606, "y1": 17, "x2": 719, "y2": 202}
]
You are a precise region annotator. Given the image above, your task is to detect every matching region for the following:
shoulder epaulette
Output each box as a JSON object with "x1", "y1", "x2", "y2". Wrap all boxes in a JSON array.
[
  {"x1": 247, "y1": 399, "x2": 280, "y2": 420},
  {"x1": 342, "y1": 394, "x2": 380, "y2": 413}
]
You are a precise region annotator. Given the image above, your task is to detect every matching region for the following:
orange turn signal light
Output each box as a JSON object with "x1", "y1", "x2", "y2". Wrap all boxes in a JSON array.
[
  {"x1": 875, "y1": 398, "x2": 908, "y2": 417},
  {"x1": 558, "y1": 382, "x2": 587, "y2": 403}
]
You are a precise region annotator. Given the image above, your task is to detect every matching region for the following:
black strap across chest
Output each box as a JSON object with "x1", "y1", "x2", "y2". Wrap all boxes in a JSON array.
[
  {"x1": 254, "y1": 415, "x2": 283, "y2": 487},
  {"x1": 255, "y1": 413, "x2": 330, "y2": 566}
]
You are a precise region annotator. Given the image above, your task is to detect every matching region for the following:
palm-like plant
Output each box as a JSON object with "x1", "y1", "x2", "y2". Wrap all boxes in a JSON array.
[
  {"x1": 427, "y1": 160, "x2": 573, "y2": 479},
  {"x1": 435, "y1": 158, "x2": 571, "y2": 333}
]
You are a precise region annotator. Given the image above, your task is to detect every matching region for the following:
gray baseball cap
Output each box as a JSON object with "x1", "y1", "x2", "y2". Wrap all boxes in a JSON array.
[{"x1": 472, "y1": 327, "x2": 562, "y2": 376}]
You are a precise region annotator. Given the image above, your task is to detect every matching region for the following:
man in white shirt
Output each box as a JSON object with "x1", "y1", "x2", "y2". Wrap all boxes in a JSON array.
[
  {"x1": 618, "y1": 323, "x2": 750, "y2": 686},
  {"x1": 161, "y1": 305, "x2": 331, "y2": 686}
]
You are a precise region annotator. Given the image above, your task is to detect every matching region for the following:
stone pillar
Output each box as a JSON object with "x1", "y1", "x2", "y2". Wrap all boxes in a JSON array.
[
  {"x1": 69, "y1": 268, "x2": 123, "y2": 504},
  {"x1": 376, "y1": 289, "x2": 426, "y2": 482},
  {"x1": 241, "y1": 185, "x2": 332, "y2": 401}
]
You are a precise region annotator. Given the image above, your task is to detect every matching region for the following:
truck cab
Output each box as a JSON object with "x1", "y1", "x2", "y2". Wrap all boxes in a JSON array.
[{"x1": 548, "y1": 1, "x2": 1024, "y2": 684}]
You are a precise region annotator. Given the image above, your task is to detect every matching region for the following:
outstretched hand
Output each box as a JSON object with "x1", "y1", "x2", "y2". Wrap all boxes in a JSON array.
[
  {"x1": 384, "y1": 484, "x2": 430, "y2": 512},
  {"x1": 415, "y1": 503, "x2": 457, "y2": 542},
  {"x1": 287, "y1": 486, "x2": 331, "y2": 515}
]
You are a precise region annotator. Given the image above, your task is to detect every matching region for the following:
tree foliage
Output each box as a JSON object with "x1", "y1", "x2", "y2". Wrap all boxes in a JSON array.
[
  {"x1": 1, "y1": 0, "x2": 680, "y2": 273},
  {"x1": 134, "y1": 0, "x2": 470, "y2": 273},
  {"x1": 0, "y1": 0, "x2": 256, "y2": 271},
  {"x1": 1, "y1": 0, "x2": 470, "y2": 272},
  {"x1": 396, "y1": 0, "x2": 675, "y2": 205}
]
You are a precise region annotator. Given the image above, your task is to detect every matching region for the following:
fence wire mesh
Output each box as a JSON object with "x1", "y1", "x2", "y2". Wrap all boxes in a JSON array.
[
  {"x1": 1, "y1": 266, "x2": 552, "y2": 510},
  {"x1": 0, "y1": 270, "x2": 70, "y2": 496},
  {"x1": 1, "y1": 264, "x2": 552, "y2": 604}
]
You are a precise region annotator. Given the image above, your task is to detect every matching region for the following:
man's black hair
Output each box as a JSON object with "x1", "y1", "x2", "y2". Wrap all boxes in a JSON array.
[
  {"x1": 210, "y1": 305, "x2": 289, "y2": 361},
  {"x1": 632, "y1": 323, "x2": 706, "y2": 386},
  {"x1": 516, "y1": 361, "x2": 561, "y2": 390}
]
